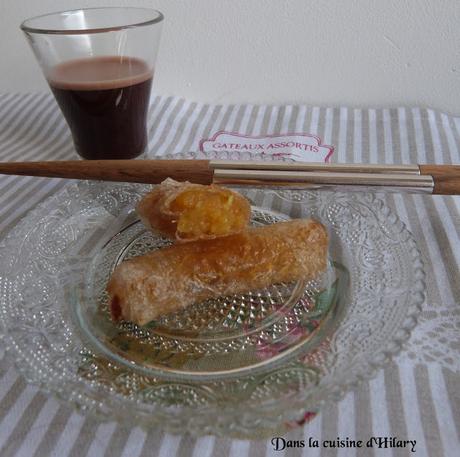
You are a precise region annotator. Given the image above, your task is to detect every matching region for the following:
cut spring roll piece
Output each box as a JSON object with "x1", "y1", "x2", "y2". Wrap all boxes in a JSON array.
[
  {"x1": 108, "y1": 219, "x2": 328, "y2": 326},
  {"x1": 136, "y1": 179, "x2": 251, "y2": 242}
]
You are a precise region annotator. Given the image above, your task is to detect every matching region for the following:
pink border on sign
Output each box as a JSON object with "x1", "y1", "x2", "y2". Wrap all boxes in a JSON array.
[{"x1": 199, "y1": 130, "x2": 335, "y2": 162}]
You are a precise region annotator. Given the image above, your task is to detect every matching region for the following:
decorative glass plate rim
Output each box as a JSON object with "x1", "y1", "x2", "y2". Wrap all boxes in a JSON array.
[{"x1": 0, "y1": 152, "x2": 426, "y2": 437}]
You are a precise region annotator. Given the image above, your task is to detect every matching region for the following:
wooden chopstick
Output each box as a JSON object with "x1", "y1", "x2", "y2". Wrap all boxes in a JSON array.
[
  {"x1": 0, "y1": 159, "x2": 213, "y2": 185},
  {"x1": 419, "y1": 164, "x2": 460, "y2": 195},
  {"x1": 0, "y1": 160, "x2": 458, "y2": 195}
]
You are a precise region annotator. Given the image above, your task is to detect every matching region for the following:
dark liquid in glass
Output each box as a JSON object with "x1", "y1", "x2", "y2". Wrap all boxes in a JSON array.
[{"x1": 48, "y1": 56, "x2": 153, "y2": 160}]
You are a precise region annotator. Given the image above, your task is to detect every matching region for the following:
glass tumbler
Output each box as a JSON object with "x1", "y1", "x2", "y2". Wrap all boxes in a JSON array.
[{"x1": 21, "y1": 8, "x2": 163, "y2": 160}]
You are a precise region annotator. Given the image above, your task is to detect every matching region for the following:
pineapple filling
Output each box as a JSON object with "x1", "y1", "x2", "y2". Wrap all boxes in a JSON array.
[{"x1": 171, "y1": 189, "x2": 244, "y2": 239}]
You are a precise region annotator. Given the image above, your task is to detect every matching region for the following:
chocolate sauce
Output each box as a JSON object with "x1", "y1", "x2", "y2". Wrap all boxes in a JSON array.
[{"x1": 48, "y1": 56, "x2": 153, "y2": 159}]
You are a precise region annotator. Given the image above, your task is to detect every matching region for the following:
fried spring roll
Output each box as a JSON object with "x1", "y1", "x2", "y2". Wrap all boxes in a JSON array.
[
  {"x1": 136, "y1": 179, "x2": 251, "y2": 242},
  {"x1": 108, "y1": 219, "x2": 328, "y2": 326}
]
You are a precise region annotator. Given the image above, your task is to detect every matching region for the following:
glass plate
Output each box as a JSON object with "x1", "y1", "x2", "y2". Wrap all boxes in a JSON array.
[{"x1": 0, "y1": 155, "x2": 425, "y2": 439}]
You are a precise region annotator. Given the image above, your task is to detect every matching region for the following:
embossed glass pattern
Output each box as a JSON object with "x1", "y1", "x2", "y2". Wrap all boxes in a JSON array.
[{"x1": 0, "y1": 155, "x2": 425, "y2": 438}]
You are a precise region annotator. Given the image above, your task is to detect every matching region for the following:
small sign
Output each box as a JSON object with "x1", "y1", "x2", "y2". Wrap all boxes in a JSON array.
[{"x1": 199, "y1": 131, "x2": 334, "y2": 162}]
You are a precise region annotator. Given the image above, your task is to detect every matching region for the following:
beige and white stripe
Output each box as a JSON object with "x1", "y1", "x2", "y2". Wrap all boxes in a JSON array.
[{"x1": 0, "y1": 94, "x2": 459, "y2": 457}]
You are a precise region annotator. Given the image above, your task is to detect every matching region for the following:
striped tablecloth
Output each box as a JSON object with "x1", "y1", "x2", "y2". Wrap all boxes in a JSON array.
[{"x1": 0, "y1": 93, "x2": 458, "y2": 457}]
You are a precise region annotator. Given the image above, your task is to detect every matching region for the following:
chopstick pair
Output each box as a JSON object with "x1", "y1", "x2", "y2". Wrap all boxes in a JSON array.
[{"x1": 0, "y1": 159, "x2": 458, "y2": 194}]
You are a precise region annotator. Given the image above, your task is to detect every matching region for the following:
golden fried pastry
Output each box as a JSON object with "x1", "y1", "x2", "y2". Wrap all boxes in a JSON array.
[
  {"x1": 136, "y1": 179, "x2": 251, "y2": 242},
  {"x1": 108, "y1": 219, "x2": 328, "y2": 325}
]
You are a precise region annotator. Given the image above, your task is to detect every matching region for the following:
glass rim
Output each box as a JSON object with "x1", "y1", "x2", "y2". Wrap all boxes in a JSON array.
[{"x1": 20, "y1": 7, "x2": 164, "y2": 35}]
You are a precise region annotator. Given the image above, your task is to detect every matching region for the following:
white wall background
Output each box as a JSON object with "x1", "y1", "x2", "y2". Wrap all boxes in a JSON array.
[{"x1": 0, "y1": 0, "x2": 459, "y2": 114}]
